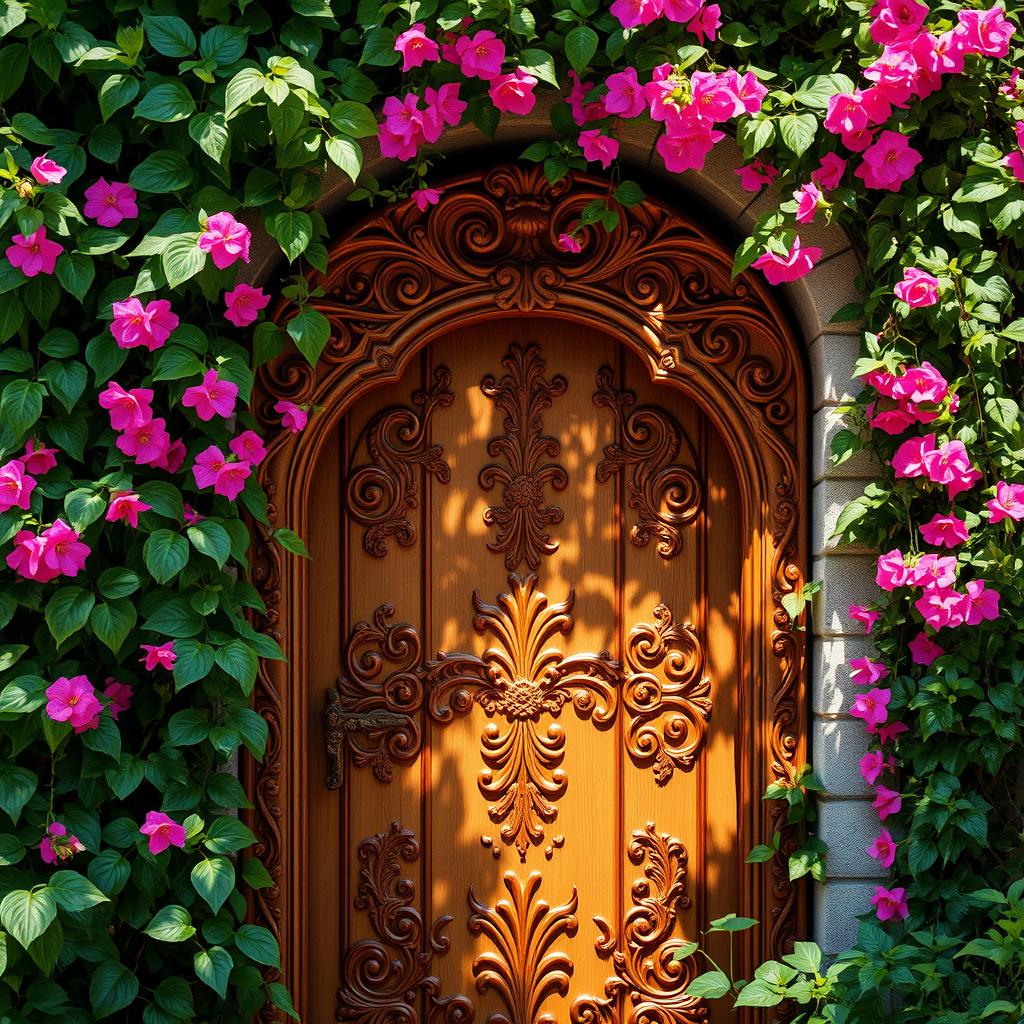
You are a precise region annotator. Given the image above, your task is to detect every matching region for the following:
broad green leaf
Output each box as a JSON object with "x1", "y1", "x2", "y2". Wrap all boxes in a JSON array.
[
  {"x1": 235, "y1": 923, "x2": 280, "y2": 967},
  {"x1": 778, "y1": 113, "x2": 817, "y2": 156},
  {"x1": 172, "y1": 639, "x2": 215, "y2": 690},
  {"x1": 143, "y1": 15, "x2": 196, "y2": 57},
  {"x1": 89, "y1": 960, "x2": 139, "y2": 1019},
  {"x1": 135, "y1": 81, "x2": 196, "y2": 123},
  {"x1": 187, "y1": 521, "x2": 231, "y2": 567},
  {"x1": 329, "y1": 100, "x2": 376, "y2": 138},
  {"x1": 214, "y1": 639, "x2": 259, "y2": 695},
  {"x1": 286, "y1": 306, "x2": 330, "y2": 364},
  {"x1": 325, "y1": 135, "x2": 361, "y2": 183},
  {"x1": 203, "y1": 815, "x2": 257, "y2": 854},
  {"x1": 0, "y1": 675, "x2": 46, "y2": 716},
  {"x1": 144, "y1": 905, "x2": 197, "y2": 942},
  {"x1": 98, "y1": 73, "x2": 140, "y2": 120},
  {"x1": 684, "y1": 970, "x2": 731, "y2": 999},
  {"x1": 45, "y1": 586, "x2": 96, "y2": 646},
  {"x1": 88, "y1": 849, "x2": 131, "y2": 897},
  {"x1": 267, "y1": 210, "x2": 313, "y2": 262},
  {"x1": 564, "y1": 25, "x2": 598, "y2": 72},
  {"x1": 47, "y1": 870, "x2": 109, "y2": 911},
  {"x1": 225, "y1": 67, "x2": 267, "y2": 114},
  {"x1": 90, "y1": 599, "x2": 136, "y2": 654},
  {"x1": 64, "y1": 488, "x2": 106, "y2": 532},
  {"x1": 55, "y1": 252, "x2": 95, "y2": 302},
  {"x1": 160, "y1": 233, "x2": 205, "y2": 289},
  {"x1": 0, "y1": 378, "x2": 45, "y2": 437},
  {"x1": 191, "y1": 857, "x2": 234, "y2": 913},
  {"x1": 0, "y1": 764, "x2": 37, "y2": 822},
  {"x1": 129, "y1": 150, "x2": 194, "y2": 194},
  {"x1": 194, "y1": 946, "x2": 232, "y2": 998},
  {"x1": 0, "y1": 889, "x2": 56, "y2": 949}
]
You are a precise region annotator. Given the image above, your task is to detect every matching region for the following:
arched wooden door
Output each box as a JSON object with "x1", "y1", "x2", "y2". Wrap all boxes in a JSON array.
[{"x1": 250, "y1": 166, "x2": 808, "y2": 1024}]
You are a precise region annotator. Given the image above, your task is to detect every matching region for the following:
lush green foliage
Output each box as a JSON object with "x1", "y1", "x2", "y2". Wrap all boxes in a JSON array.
[{"x1": 0, "y1": 0, "x2": 1021, "y2": 1020}]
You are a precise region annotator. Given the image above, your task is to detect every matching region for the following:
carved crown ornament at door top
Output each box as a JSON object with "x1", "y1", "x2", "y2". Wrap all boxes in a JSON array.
[{"x1": 324, "y1": 570, "x2": 713, "y2": 860}]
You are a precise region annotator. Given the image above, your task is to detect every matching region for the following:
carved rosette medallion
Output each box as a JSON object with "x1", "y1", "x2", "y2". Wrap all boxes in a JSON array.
[
  {"x1": 571, "y1": 824, "x2": 705, "y2": 1024},
  {"x1": 468, "y1": 872, "x2": 578, "y2": 1024},
  {"x1": 346, "y1": 365, "x2": 455, "y2": 557},
  {"x1": 593, "y1": 367, "x2": 703, "y2": 560},
  {"x1": 337, "y1": 822, "x2": 474, "y2": 1024},
  {"x1": 480, "y1": 343, "x2": 568, "y2": 571}
]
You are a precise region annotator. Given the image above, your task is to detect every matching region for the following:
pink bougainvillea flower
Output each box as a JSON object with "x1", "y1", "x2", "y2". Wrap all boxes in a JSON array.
[
  {"x1": 961, "y1": 579, "x2": 1000, "y2": 625},
  {"x1": 910, "y1": 553, "x2": 958, "y2": 589},
  {"x1": 214, "y1": 460, "x2": 251, "y2": 500},
  {"x1": 274, "y1": 400, "x2": 308, "y2": 433},
  {"x1": 874, "y1": 720, "x2": 909, "y2": 745},
  {"x1": 655, "y1": 116, "x2": 724, "y2": 174},
  {"x1": 736, "y1": 159, "x2": 779, "y2": 192},
  {"x1": 848, "y1": 604, "x2": 880, "y2": 634},
  {"x1": 909, "y1": 630, "x2": 945, "y2": 666},
  {"x1": 411, "y1": 187, "x2": 443, "y2": 212},
  {"x1": 558, "y1": 231, "x2": 582, "y2": 253},
  {"x1": 894, "y1": 267, "x2": 939, "y2": 307},
  {"x1": 860, "y1": 750, "x2": 894, "y2": 785},
  {"x1": 855, "y1": 131, "x2": 923, "y2": 192},
  {"x1": 812, "y1": 152, "x2": 847, "y2": 190},
  {"x1": 793, "y1": 182, "x2": 825, "y2": 225},
  {"x1": 83, "y1": 178, "x2": 138, "y2": 227},
  {"x1": 110, "y1": 297, "x2": 179, "y2": 351},
  {"x1": 611, "y1": 0, "x2": 663, "y2": 27},
  {"x1": 1005, "y1": 150, "x2": 1024, "y2": 182},
  {"x1": 455, "y1": 29, "x2": 505, "y2": 80},
  {"x1": 140, "y1": 641, "x2": 176, "y2": 672},
  {"x1": 876, "y1": 548, "x2": 911, "y2": 590},
  {"x1": 867, "y1": 401, "x2": 917, "y2": 435},
  {"x1": 873, "y1": 785, "x2": 902, "y2": 819},
  {"x1": 6, "y1": 226, "x2": 62, "y2": 277},
  {"x1": 45, "y1": 675, "x2": 101, "y2": 730},
  {"x1": 850, "y1": 687, "x2": 891, "y2": 728},
  {"x1": 40, "y1": 519, "x2": 89, "y2": 577},
  {"x1": 824, "y1": 90, "x2": 889, "y2": 136},
  {"x1": 424, "y1": 83, "x2": 467, "y2": 128},
  {"x1": 0, "y1": 459, "x2": 35, "y2": 513},
  {"x1": 923, "y1": 439, "x2": 972, "y2": 486},
  {"x1": 579, "y1": 129, "x2": 620, "y2": 170},
  {"x1": 986, "y1": 480, "x2": 1024, "y2": 523},
  {"x1": 157, "y1": 438, "x2": 187, "y2": 475},
  {"x1": 105, "y1": 491, "x2": 151, "y2": 528},
  {"x1": 192, "y1": 445, "x2": 229, "y2": 490},
  {"x1": 663, "y1": 0, "x2": 701, "y2": 21},
  {"x1": 21, "y1": 439, "x2": 58, "y2": 476},
  {"x1": 40, "y1": 821, "x2": 86, "y2": 864},
  {"x1": 99, "y1": 381, "x2": 154, "y2": 431},
  {"x1": 688, "y1": 2, "x2": 721, "y2": 42},
  {"x1": 229, "y1": 430, "x2": 266, "y2": 465},
  {"x1": 394, "y1": 22, "x2": 439, "y2": 71},
  {"x1": 198, "y1": 211, "x2": 251, "y2": 269},
  {"x1": 690, "y1": 70, "x2": 744, "y2": 123},
  {"x1": 734, "y1": 70, "x2": 768, "y2": 114},
  {"x1": 866, "y1": 829, "x2": 897, "y2": 869},
  {"x1": 117, "y1": 417, "x2": 171, "y2": 467},
  {"x1": 604, "y1": 67, "x2": 646, "y2": 119},
  {"x1": 223, "y1": 283, "x2": 270, "y2": 328},
  {"x1": 915, "y1": 584, "x2": 966, "y2": 629},
  {"x1": 5, "y1": 530, "x2": 58, "y2": 582},
  {"x1": 870, "y1": 0, "x2": 929, "y2": 45},
  {"x1": 29, "y1": 154, "x2": 66, "y2": 185},
  {"x1": 893, "y1": 362, "x2": 948, "y2": 405},
  {"x1": 140, "y1": 811, "x2": 187, "y2": 855},
  {"x1": 920, "y1": 511, "x2": 969, "y2": 548},
  {"x1": 489, "y1": 68, "x2": 539, "y2": 115},
  {"x1": 958, "y1": 5, "x2": 1015, "y2": 57},
  {"x1": 379, "y1": 94, "x2": 429, "y2": 160},
  {"x1": 752, "y1": 236, "x2": 823, "y2": 285},
  {"x1": 850, "y1": 657, "x2": 889, "y2": 686},
  {"x1": 872, "y1": 885, "x2": 909, "y2": 922},
  {"x1": 183, "y1": 503, "x2": 203, "y2": 526},
  {"x1": 182, "y1": 369, "x2": 239, "y2": 422},
  {"x1": 104, "y1": 679, "x2": 133, "y2": 720}
]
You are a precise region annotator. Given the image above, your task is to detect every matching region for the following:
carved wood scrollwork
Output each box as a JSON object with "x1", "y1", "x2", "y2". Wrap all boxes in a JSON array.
[
  {"x1": 480, "y1": 343, "x2": 568, "y2": 571},
  {"x1": 346, "y1": 365, "x2": 455, "y2": 557},
  {"x1": 571, "y1": 823, "x2": 705, "y2": 1024},
  {"x1": 468, "y1": 872, "x2": 578, "y2": 1024},
  {"x1": 593, "y1": 367, "x2": 702, "y2": 560},
  {"x1": 337, "y1": 822, "x2": 474, "y2": 1024}
]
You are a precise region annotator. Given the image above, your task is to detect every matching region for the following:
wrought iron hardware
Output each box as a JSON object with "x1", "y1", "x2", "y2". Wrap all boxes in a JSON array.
[{"x1": 323, "y1": 688, "x2": 409, "y2": 790}]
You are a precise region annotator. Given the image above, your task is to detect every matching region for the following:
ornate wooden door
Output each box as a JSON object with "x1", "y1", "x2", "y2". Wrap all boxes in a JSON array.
[{"x1": 250, "y1": 165, "x2": 807, "y2": 1024}]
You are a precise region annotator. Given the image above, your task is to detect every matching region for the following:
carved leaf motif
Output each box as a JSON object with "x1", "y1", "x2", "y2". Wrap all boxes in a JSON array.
[
  {"x1": 468, "y1": 872, "x2": 578, "y2": 1024},
  {"x1": 338, "y1": 822, "x2": 474, "y2": 1024},
  {"x1": 594, "y1": 366, "x2": 703, "y2": 560},
  {"x1": 571, "y1": 824, "x2": 705, "y2": 1024},
  {"x1": 347, "y1": 365, "x2": 455, "y2": 557},
  {"x1": 480, "y1": 343, "x2": 568, "y2": 571}
]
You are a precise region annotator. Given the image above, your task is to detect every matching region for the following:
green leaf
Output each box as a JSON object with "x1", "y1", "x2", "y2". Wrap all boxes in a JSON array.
[
  {"x1": 97, "y1": 567, "x2": 140, "y2": 599},
  {"x1": 39, "y1": 359, "x2": 87, "y2": 413},
  {"x1": 778, "y1": 113, "x2": 817, "y2": 156},
  {"x1": 519, "y1": 48, "x2": 558, "y2": 87},
  {"x1": 200, "y1": 24, "x2": 248, "y2": 65},
  {"x1": 45, "y1": 587, "x2": 96, "y2": 646},
  {"x1": 684, "y1": 970, "x2": 731, "y2": 999},
  {"x1": 143, "y1": 596, "x2": 203, "y2": 638},
  {"x1": 215, "y1": 640, "x2": 259, "y2": 695},
  {"x1": 745, "y1": 844, "x2": 777, "y2": 863},
  {"x1": 360, "y1": 25, "x2": 399, "y2": 65},
  {"x1": 0, "y1": 889, "x2": 56, "y2": 949},
  {"x1": 268, "y1": 210, "x2": 313, "y2": 262},
  {"x1": 47, "y1": 870, "x2": 109, "y2": 911},
  {"x1": 0, "y1": 675, "x2": 46, "y2": 716},
  {"x1": 204, "y1": 816, "x2": 257, "y2": 854},
  {"x1": 0, "y1": 834, "x2": 25, "y2": 866},
  {"x1": 64, "y1": 487, "x2": 106, "y2": 532},
  {"x1": 136, "y1": 481, "x2": 184, "y2": 521},
  {"x1": 708, "y1": 914, "x2": 759, "y2": 932},
  {"x1": 194, "y1": 946, "x2": 232, "y2": 998},
  {"x1": 135, "y1": 81, "x2": 196, "y2": 123},
  {"x1": 0, "y1": 378, "x2": 45, "y2": 437},
  {"x1": 154, "y1": 977, "x2": 194, "y2": 1019},
  {"x1": 325, "y1": 135, "x2": 362, "y2": 183},
  {"x1": 172, "y1": 639, "x2": 215, "y2": 690},
  {"x1": 144, "y1": 905, "x2": 197, "y2": 942},
  {"x1": 268, "y1": 981, "x2": 300, "y2": 1020},
  {"x1": 89, "y1": 960, "x2": 139, "y2": 1019},
  {"x1": 242, "y1": 856, "x2": 274, "y2": 889},
  {"x1": 793, "y1": 73, "x2": 855, "y2": 109},
  {"x1": 286, "y1": 306, "x2": 331, "y2": 364},
  {"x1": 0, "y1": 1, "x2": 26, "y2": 38},
  {"x1": 130, "y1": 150, "x2": 194, "y2": 194},
  {"x1": 273, "y1": 526, "x2": 309, "y2": 557},
  {"x1": 187, "y1": 521, "x2": 231, "y2": 567},
  {"x1": 783, "y1": 940, "x2": 822, "y2": 973},
  {"x1": 0, "y1": 764, "x2": 37, "y2": 822},
  {"x1": 734, "y1": 978, "x2": 786, "y2": 1008},
  {"x1": 160, "y1": 233, "x2": 205, "y2": 289},
  {"x1": 168, "y1": 708, "x2": 209, "y2": 746},
  {"x1": 235, "y1": 923, "x2": 280, "y2": 967},
  {"x1": 99, "y1": 73, "x2": 140, "y2": 121},
  {"x1": 88, "y1": 849, "x2": 131, "y2": 897},
  {"x1": 144, "y1": 531, "x2": 190, "y2": 585},
  {"x1": 152, "y1": 345, "x2": 205, "y2": 381},
  {"x1": 564, "y1": 25, "x2": 598, "y2": 71},
  {"x1": 189, "y1": 112, "x2": 230, "y2": 163},
  {"x1": 55, "y1": 252, "x2": 95, "y2": 302},
  {"x1": 191, "y1": 856, "x2": 235, "y2": 913},
  {"x1": 143, "y1": 15, "x2": 196, "y2": 57},
  {"x1": 330, "y1": 100, "x2": 377, "y2": 138},
  {"x1": 90, "y1": 599, "x2": 136, "y2": 655},
  {"x1": 224, "y1": 67, "x2": 267, "y2": 115}
]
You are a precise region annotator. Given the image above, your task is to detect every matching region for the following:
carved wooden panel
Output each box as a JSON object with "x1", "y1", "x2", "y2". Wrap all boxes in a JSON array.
[{"x1": 250, "y1": 165, "x2": 807, "y2": 1024}]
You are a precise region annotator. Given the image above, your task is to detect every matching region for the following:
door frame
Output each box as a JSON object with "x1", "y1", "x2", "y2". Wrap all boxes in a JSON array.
[{"x1": 247, "y1": 163, "x2": 808, "y2": 1012}]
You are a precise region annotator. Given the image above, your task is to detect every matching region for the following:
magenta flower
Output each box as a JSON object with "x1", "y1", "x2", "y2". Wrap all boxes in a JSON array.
[
  {"x1": 99, "y1": 381, "x2": 154, "y2": 431},
  {"x1": 5, "y1": 530, "x2": 58, "y2": 582},
  {"x1": 223, "y1": 283, "x2": 270, "y2": 328},
  {"x1": 892, "y1": 363, "x2": 948, "y2": 405},
  {"x1": 866, "y1": 830, "x2": 897, "y2": 870},
  {"x1": 689, "y1": 70, "x2": 743, "y2": 123},
  {"x1": 21, "y1": 440, "x2": 58, "y2": 476},
  {"x1": 894, "y1": 267, "x2": 939, "y2": 307},
  {"x1": 811, "y1": 153, "x2": 847, "y2": 190},
  {"x1": 604, "y1": 67, "x2": 646, "y2": 119},
  {"x1": 986, "y1": 481, "x2": 1024, "y2": 524},
  {"x1": 198, "y1": 211, "x2": 251, "y2": 270},
  {"x1": 873, "y1": 785, "x2": 902, "y2": 820},
  {"x1": 850, "y1": 657, "x2": 889, "y2": 687},
  {"x1": 656, "y1": 116, "x2": 723, "y2": 174},
  {"x1": 40, "y1": 822, "x2": 85, "y2": 864},
  {"x1": 110, "y1": 298, "x2": 179, "y2": 351},
  {"x1": 0, "y1": 459, "x2": 35, "y2": 513},
  {"x1": 663, "y1": 0, "x2": 701, "y2": 22},
  {"x1": 874, "y1": 721, "x2": 909, "y2": 745},
  {"x1": 41, "y1": 519, "x2": 89, "y2": 577},
  {"x1": 157, "y1": 438, "x2": 187, "y2": 474},
  {"x1": 229, "y1": 430, "x2": 267, "y2": 466},
  {"x1": 579, "y1": 129, "x2": 619, "y2": 170},
  {"x1": 855, "y1": 131, "x2": 923, "y2": 192},
  {"x1": 83, "y1": 178, "x2": 138, "y2": 227},
  {"x1": 910, "y1": 553, "x2": 957, "y2": 589},
  {"x1": 752, "y1": 236, "x2": 823, "y2": 285},
  {"x1": 850, "y1": 687, "x2": 891, "y2": 729},
  {"x1": 45, "y1": 675, "x2": 102, "y2": 730},
  {"x1": 859, "y1": 751, "x2": 892, "y2": 786},
  {"x1": 104, "y1": 679, "x2": 133, "y2": 720},
  {"x1": 958, "y1": 6, "x2": 1015, "y2": 57},
  {"x1": 793, "y1": 182, "x2": 825, "y2": 225},
  {"x1": 558, "y1": 232, "x2": 582, "y2": 254},
  {"x1": 870, "y1": 0, "x2": 928, "y2": 45},
  {"x1": 140, "y1": 811, "x2": 187, "y2": 855},
  {"x1": 489, "y1": 68, "x2": 539, "y2": 115},
  {"x1": 192, "y1": 445, "x2": 252, "y2": 499},
  {"x1": 105, "y1": 491, "x2": 152, "y2": 528},
  {"x1": 424, "y1": 83, "x2": 466, "y2": 129},
  {"x1": 411, "y1": 187, "x2": 443, "y2": 212},
  {"x1": 876, "y1": 548, "x2": 911, "y2": 591},
  {"x1": 192, "y1": 445, "x2": 229, "y2": 490},
  {"x1": 455, "y1": 29, "x2": 505, "y2": 80},
  {"x1": 736, "y1": 159, "x2": 778, "y2": 192},
  {"x1": 183, "y1": 503, "x2": 203, "y2": 526},
  {"x1": 140, "y1": 641, "x2": 176, "y2": 672},
  {"x1": 909, "y1": 631, "x2": 944, "y2": 666},
  {"x1": 29, "y1": 154, "x2": 66, "y2": 185},
  {"x1": 611, "y1": 0, "x2": 663, "y2": 25},
  {"x1": 848, "y1": 604, "x2": 879, "y2": 634},
  {"x1": 872, "y1": 885, "x2": 909, "y2": 922},
  {"x1": 182, "y1": 369, "x2": 239, "y2": 422},
  {"x1": 394, "y1": 21, "x2": 439, "y2": 70},
  {"x1": 116, "y1": 417, "x2": 171, "y2": 467},
  {"x1": 915, "y1": 584, "x2": 965, "y2": 629},
  {"x1": 891, "y1": 435, "x2": 932, "y2": 478},
  {"x1": 923, "y1": 439, "x2": 973, "y2": 486},
  {"x1": 6, "y1": 226, "x2": 62, "y2": 277},
  {"x1": 687, "y1": 3, "x2": 721, "y2": 41},
  {"x1": 274, "y1": 400, "x2": 308, "y2": 433},
  {"x1": 920, "y1": 511, "x2": 969, "y2": 548},
  {"x1": 961, "y1": 580, "x2": 1000, "y2": 625}
]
